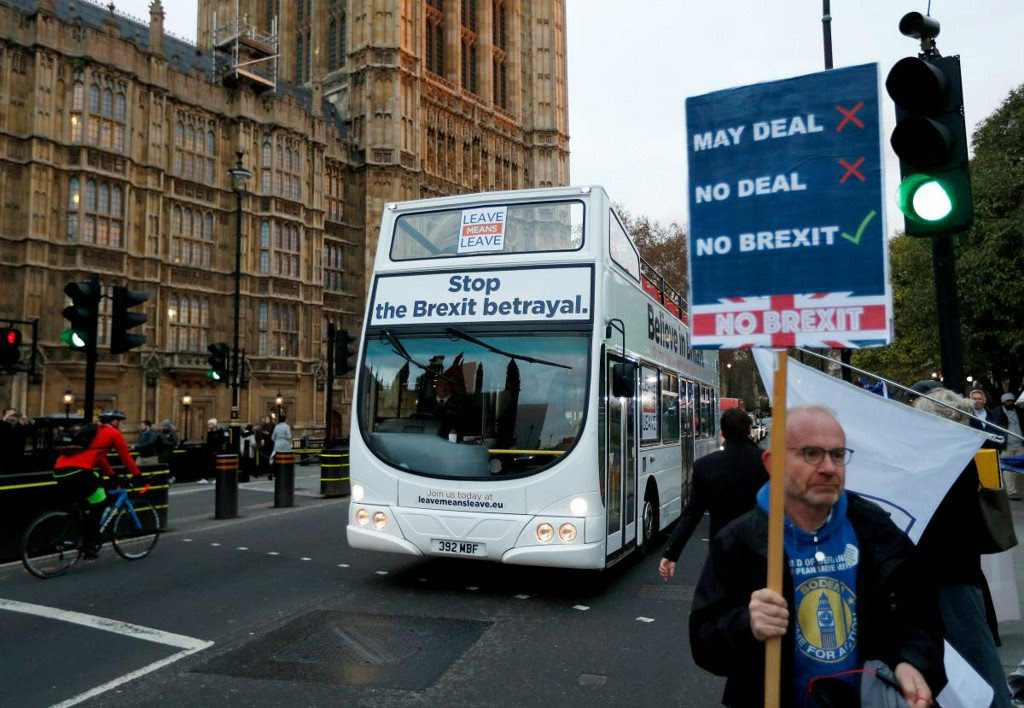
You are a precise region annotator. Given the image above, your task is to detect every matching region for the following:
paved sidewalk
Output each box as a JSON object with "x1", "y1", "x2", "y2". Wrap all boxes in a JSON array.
[{"x1": 997, "y1": 499, "x2": 1024, "y2": 675}]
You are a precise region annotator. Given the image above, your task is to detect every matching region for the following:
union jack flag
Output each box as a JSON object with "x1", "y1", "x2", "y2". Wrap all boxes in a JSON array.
[{"x1": 691, "y1": 291, "x2": 890, "y2": 348}]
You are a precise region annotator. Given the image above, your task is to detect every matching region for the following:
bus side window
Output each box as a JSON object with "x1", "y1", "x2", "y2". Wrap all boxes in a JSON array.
[{"x1": 661, "y1": 372, "x2": 679, "y2": 443}]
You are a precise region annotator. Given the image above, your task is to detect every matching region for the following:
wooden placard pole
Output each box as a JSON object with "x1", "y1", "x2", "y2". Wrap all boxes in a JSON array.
[{"x1": 763, "y1": 349, "x2": 788, "y2": 707}]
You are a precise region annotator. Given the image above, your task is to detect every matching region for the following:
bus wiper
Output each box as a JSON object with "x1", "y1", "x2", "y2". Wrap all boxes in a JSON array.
[
  {"x1": 380, "y1": 330, "x2": 460, "y2": 384},
  {"x1": 445, "y1": 326, "x2": 571, "y2": 370},
  {"x1": 397, "y1": 220, "x2": 442, "y2": 255}
]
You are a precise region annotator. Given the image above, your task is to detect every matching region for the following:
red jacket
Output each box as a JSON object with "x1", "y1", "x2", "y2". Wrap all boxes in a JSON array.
[{"x1": 55, "y1": 423, "x2": 140, "y2": 477}]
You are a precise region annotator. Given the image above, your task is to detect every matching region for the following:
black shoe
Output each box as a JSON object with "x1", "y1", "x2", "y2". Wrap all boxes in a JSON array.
[{"x1": 82, "y1": 543, "x2": 101, "y2": 560}]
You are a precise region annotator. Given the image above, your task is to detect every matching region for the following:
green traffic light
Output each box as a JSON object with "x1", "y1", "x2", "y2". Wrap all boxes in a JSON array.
[
  {"x1": 206, "y1": 369, "x2": 222, "y2": 381},
  {"x1": 61, "y1": 329, "x2": 86, "y2": 348},
  {"x1": 896, "y1": 173, "x2": 955, "y2": 225},
  {"x1": 913, "y1": 180, "x2": 953, "y2": 221}
]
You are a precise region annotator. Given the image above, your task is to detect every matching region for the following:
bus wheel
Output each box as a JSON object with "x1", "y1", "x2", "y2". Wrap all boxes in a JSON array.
[{"x1": 638, "y1": 488, "x2": 659, "y2": 554}]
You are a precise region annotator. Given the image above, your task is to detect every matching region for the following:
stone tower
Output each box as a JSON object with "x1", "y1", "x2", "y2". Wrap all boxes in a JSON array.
[{"x1": 196, "y1": 0, "x2": 570, "y2": 278}]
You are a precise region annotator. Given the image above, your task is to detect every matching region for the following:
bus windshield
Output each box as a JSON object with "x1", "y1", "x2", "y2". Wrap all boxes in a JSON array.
[
  {"x1": 358, "y1": 330, "x2": 590, "y2": 479},
  {"x1": 390, "y1": 200, "x2": 584, "y2": 261}
]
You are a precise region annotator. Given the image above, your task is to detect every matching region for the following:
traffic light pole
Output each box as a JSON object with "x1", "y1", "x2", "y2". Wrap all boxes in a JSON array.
[
  {"x1": 326, "y1": 321, "x2": 336, "y2": 444},
  {"x1": 932, "y1": 233, "x2": 965, "y2": 392},
  {"x1": 83, "y1": 297, "x2": 98, "y2": 424},
  {"x1": 230, "y1": 167, "x2": 243, "y2": 453}
]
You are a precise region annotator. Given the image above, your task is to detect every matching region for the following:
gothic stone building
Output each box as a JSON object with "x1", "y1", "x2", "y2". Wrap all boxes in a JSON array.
[{"x1": 0, "y1": 0, "x2": 568, "y2": 446}]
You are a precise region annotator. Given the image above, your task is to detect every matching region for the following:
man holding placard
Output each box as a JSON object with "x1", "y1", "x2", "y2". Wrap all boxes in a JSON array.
[{"x1": 689, "y1": 405, "x2": 943, "y2": 706}]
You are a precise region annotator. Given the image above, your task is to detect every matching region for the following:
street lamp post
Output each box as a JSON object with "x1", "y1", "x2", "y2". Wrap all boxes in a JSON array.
[
  {"x1": 228, "y1": 151, "x2": 252, "y2": 454},
  {"x1": 182, "y1": 393, "x2": 192, "y2": 442},
  {"x1": 63, "y1": 390, "x2": 74, "y2": 420}
]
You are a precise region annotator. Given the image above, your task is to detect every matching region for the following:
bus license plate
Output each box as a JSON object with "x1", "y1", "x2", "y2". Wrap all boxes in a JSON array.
[{"x1": 431, "y1": 539, "x2": 486, "y2": 557}]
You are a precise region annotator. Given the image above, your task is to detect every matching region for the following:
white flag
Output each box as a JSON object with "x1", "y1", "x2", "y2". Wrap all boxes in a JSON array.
[{"x1": 752, "y1": 351, "x2": 985, "y2": 544}]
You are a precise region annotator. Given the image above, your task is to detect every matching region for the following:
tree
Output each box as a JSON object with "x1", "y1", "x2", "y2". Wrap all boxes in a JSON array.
[
  {"x1": 957, "y1": 83, "x2": 1024, "y2": 391},
  {"x1": 855, "y1": 83, "x2": 1024, "y2": 392},
  {"x1": 852, "y1": 233, "x2": 940, "y2": 384},
  {"x1": 614, "y1": 204, "x2": 689, "y2": 298}
]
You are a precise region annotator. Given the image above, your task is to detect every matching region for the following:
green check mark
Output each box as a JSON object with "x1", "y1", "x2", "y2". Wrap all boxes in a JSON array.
[{"x1": 841, "y1": 209, "x2": 877, "y2": 245}]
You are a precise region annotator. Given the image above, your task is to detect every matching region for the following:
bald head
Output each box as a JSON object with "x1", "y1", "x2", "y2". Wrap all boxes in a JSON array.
[{"x1": 785, "y1": 404, "x2": 844, "y2": 447}]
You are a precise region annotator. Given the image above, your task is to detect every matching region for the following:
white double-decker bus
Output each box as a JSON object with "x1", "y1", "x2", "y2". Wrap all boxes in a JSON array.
[{"x1": 346, "y1": 186, "x2": 719, "y2": 569}]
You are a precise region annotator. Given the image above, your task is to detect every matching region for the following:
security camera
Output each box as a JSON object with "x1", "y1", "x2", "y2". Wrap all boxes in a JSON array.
[{"x1": 898, "y1": 12, "x2": 940, "y2": 41}]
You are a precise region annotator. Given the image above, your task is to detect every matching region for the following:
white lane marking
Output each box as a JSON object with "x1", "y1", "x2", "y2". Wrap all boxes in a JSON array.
[
  {"x1": 211, "y1": 543, "x2": 221, "y2": 547},
  {"x1": 573, "y1": 605, "x2": 590, "y2": 611},
  {"x1": 514, "y1": 594, "x2": 530, "y2": 600},
  {"x1": 267, "y1": 551, "x2": 280, "y2": 556},
  {"x1": 52, "y1": 645, "x2": 211, "y2": 708},
  {"x1": 466, "y1": 586, "x2": 479, "y2": 591},
  {"x1": 301, "y1": 557, "x2": 312, "y2": 561},
  {"x1": 0, "y1": 598, "x2": 211, "y2": 650},
  {"x1": 417, "y1": 577, "x2": 427, "y2": 582},
  {"x1": 337, "y1": 563, "x2": 349, "y2": 568},
  {"x1": 182, "y1": 538, "x2": 193, "y2": 543},
  {"x1": 636, "y1": 616, "x2": 655, "y2": 623},
  {"x1": 375, "y1": 570, "x2": 389, "y2": 576},
  {"x1": 701, "y1": 538, "x2": 709, "y2": 542},
  {"x1": 237, "y1": 546, "x2": 249, "y2": 551}
]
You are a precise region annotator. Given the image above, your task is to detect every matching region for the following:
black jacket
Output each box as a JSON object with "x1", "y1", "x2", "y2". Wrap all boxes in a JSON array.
[
  {"x1": 663, "y1": 438, "x2": 767, "y2": 562},
  {"x1": 689, "y1": 493, "x2": 945, "y2": 707}
]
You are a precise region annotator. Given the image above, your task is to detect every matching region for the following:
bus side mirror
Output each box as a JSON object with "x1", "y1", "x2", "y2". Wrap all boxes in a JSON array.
[{"x1": 611, "y1": 362, "x2": 636, "y2": 399}]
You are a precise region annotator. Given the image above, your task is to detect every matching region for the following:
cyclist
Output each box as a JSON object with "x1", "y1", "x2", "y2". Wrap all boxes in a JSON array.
[{"x1": 53, "y1": 409, "x2": 141, "y2": 558}]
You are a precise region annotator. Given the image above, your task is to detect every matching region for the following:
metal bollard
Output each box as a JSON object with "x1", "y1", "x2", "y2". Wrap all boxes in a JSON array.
[
  {"x1": 319, "y1": 449, "x2": 350, "y2": 498},
  {"x1": 274, "y1": 451, "x2": 295, "y2": 508},
  {"x1": 215, "y1": 453, "x2": 239, "y2": 519}
]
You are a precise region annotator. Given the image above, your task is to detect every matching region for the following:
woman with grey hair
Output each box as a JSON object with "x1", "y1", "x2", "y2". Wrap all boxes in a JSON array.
[{"x1": 914, "y1": 389, "x2": 1009, "y2": 706}]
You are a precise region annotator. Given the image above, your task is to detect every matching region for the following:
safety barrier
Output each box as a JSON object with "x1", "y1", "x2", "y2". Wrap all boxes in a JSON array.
[
  {"x1": 0, "y1": 464, "x2": 170, "y2": 563},
  {"x1": 319, "y1": 450, "x2": 350, "y2": 498},
  {"x1": 273, "y1": 451, "x2": 295, "y2": 507},
  {"x1": 215, "y1": 454, "x2": 239, "y2": 519}
]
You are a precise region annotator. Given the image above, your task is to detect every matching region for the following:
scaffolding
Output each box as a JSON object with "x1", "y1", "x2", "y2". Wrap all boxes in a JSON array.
[{"x1": 211, "y1": 2, "x2": 278, "y2": 92}]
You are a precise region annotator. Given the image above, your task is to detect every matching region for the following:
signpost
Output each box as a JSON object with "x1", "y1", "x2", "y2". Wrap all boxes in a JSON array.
[
  {"x1": 685, "y1": 63, "x2": 891, "y2": 706},
  {"x1": 686, "y1": 63, "x2": 891, "y2": 349}
]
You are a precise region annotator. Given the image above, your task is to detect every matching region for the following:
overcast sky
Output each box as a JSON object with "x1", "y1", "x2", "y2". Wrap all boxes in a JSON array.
[{"x1": 118, "y1": 0, "x2": 1023, "y2": 234}]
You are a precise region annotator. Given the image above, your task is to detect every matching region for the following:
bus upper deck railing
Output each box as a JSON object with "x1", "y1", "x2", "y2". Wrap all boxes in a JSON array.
[{"x1": 639, "y1": 255, "x2": 688, "y2": 324}]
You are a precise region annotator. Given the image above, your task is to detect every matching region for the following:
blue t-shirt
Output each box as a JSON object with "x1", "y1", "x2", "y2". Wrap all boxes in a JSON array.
[{"x1": 757, "y1": 484, "x2": 860, "y2": 702}]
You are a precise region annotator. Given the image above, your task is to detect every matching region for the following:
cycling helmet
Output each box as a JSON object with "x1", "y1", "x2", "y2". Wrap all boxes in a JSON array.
[{"x1": 98, "y1": 409, "x2": 127, "y2": 422}]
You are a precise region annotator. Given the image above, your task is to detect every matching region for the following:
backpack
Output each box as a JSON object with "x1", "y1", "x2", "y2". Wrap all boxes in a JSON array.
[{"x1": 55, "y1": 422, "x2": 100, "y2": 454}]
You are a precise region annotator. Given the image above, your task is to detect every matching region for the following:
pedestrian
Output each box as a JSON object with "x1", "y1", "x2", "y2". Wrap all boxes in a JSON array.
[
  {"x1": 689, "y1": 403, "x2": 943, "y2": 707},
  {"x1": 205, "y1": 418, "x2": 227, "y2": 481},
  {"x1": 914, "y1": 389, "x2": 1009, "y2": 707},
  {"x1": 970, "y1": 389, "x2": 1008, "y2": 451},
  {"x1": 156, "y1": 418, "x2": 178, "y2": 464},
  {"x1": 134, "y1": 419, "x2": 159, "y2": 465},
  {"x1": 659, "y1": 408, "x2": 767, "y2": 581},
  {"x1": 271, "y1": 412, "x2": 292, "y2": 464},
  {"x1": 240, "y1": 424, "x2": 257, "y2": 480},
  {"x1": 257, "y1": 416, "x2": 273, "y2": 479},
  {"x1": 999, "y1": 392, "x2": 1024, "y2": 499}
]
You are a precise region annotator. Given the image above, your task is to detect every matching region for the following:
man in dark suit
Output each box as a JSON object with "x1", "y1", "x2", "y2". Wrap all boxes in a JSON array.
[
  {"x1": 432, "y1": 373, "x2": 470, "y2": 443},
  {"x1": 659, "y1": 407, "x2": 768, "y2": 580}
]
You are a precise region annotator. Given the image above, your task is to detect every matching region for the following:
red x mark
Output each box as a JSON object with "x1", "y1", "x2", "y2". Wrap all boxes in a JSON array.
[
  {"x1": 838, "y1": 157, "x2": 866, "y2": 183},
  {"x1": 835, "y1": 101, "x2": 865, "y2": 131}
]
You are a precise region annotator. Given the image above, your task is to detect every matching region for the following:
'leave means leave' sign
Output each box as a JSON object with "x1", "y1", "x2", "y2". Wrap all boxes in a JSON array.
[{"x1": 685, "y1": 63, "x2": 892, "y2": 349}]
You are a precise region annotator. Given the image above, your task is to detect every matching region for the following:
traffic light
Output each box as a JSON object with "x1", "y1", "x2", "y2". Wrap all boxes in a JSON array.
[
  {"x1": 334, "y1": 329, "x2": 357, "y2": 376},
  {"x1": 886, "y1": 13, "x2": 972, "y2": 236},
  {"x1": 0, "y1": 327, "x2": 21, "y2": 367},
  {"x1": 62, "y1": 275, "x2": 100, "y2": 350},
  {"x1": 110, "y1": 285, "x2": 148, "y2": 355},
  {"x1": 207, "y1": 342, "x2": 230, "y2": 382}
]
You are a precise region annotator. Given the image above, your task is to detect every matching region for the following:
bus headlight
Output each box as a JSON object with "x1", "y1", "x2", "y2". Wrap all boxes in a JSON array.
[
  {"x1": 355, "y1": 508, "x2": 369, "y2": 526},
  {"x1": 536, "y1": 522, "x2": 554, "y2": 543},
  {"x1": 372, "y1": 511, "x2": 388, "y2": 530},
  {"x1": 558, "y1": 522, "x2": 577, "y2": 543},
  {"x1": 352, "y1": 484, "x2": 365, "y2": 502},
  {"x1": 569, "y1": 497, "x2": 588, "y2": 516}
]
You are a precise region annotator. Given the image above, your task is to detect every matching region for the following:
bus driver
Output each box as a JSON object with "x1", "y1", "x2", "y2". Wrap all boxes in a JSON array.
[{"x1": 432, "y1": 363, "x2": 470, "y2": 443}]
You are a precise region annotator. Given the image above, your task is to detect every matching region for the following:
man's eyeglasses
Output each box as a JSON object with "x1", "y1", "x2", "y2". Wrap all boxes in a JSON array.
[{"x1": 787, "y1": 446, "x2": 854, "y2": 467}]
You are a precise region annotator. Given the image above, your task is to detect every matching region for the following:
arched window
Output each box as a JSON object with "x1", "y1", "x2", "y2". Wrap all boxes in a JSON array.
[{"x1": 205, "y1": 129, "x2": 215, "y2": 156}]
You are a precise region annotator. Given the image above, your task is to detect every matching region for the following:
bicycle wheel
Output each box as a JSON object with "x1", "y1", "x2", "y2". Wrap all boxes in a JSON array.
[
  {"x1": 111, "y1": 501, "x2": 160, "y2": 560},
  {"x1": 21, "y1": 510, "x2": 82, "y2": 579}
]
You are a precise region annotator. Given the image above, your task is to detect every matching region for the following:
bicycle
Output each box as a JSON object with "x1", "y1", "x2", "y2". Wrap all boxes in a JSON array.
[{"x1": 20, "y1": 474, "x2": 161, "y2": 579}]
